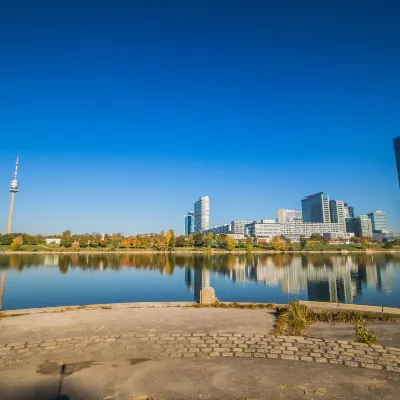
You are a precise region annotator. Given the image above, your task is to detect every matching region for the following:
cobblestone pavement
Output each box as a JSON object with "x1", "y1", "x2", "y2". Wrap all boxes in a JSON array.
[{"x1": 1, "y1": 332, "x2": 400, "y2": 373}]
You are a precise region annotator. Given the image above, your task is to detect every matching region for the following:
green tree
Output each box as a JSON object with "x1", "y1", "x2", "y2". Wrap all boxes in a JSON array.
[
  {"x1": 192, "y1": 233, "x2": 204, "y2": 247},
  {"x1": 225, "y1": 236, "x2": 236, "y2": 251},
  {"x1": 110, "y1": 233, "x2": 123, "y2": 250},
  {"x1": 310, "y1": 233, "x2": 323, "y2": 242},
  {"x1": 300, "y1": 236, "x2": 307, "y2": 250},
  {"x1": 60, "y1": 237, "x2": 73, "y2": 248},
  {"x1": 175, "y1": 235, "x2": 187, "y2": 247},
  {"x1": 245, "y1": 237, "x2": 254, "y2": 252}
]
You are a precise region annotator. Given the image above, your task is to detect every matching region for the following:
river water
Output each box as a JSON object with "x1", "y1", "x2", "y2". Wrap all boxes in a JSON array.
[{"x1": 0, "y1": 253, "x2": 399, "y2": 310}]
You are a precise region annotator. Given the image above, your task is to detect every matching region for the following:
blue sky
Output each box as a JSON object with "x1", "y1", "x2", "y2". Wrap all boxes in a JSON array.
[{"x1": 0, "y1": 0, "x2": 399, "y2": 235}]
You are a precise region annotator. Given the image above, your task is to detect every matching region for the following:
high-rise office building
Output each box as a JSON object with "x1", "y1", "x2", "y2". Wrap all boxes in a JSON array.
[
  {"x1": 344, "y1": 203, "x2": 355, "y2": 219},
  {"x1": 194, "y1": 196, "x2": 210, "y2": 232},
  {"x1": 346, "y1": 215, "x2": 373, "y2": 237},
  {"x1": 277, "y1": 209, "x2": 302, "y2": 223},
  {"x1": 329, "y1": 200, "x2": 345, "y2": 224},
  {"x1": 367, "y1": 211, "x2": 388, "y2": 233},
  {"x1": 185, "y1": 212, "x2": 195, "y2": 236},
  {"x1": 301, "y1": 193, "x2": 331, "y2": 223},
  {"x1": 394, "y1": 136, "x2": 400, "y2": 187}
]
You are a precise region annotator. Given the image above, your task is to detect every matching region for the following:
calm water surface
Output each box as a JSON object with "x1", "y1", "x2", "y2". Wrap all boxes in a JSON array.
[{"x1": 1, "y1": 253, "x2": 400, "y2": 310}]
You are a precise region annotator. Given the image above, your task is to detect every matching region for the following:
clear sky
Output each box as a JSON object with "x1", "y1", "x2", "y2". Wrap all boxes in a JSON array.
[{"x1": 0, "y1": 0, "x2": 399, "y2": 235}]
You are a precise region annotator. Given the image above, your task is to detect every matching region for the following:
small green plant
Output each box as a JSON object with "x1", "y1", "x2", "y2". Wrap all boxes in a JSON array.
[
  {"x1": 275, "y1": 302, "x2": 310, "y2": 336},
  {"x1": 354, "y1": 324, "x2": 378, "y2": 346}
]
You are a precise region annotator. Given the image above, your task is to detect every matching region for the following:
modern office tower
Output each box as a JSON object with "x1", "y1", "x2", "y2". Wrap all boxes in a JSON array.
[
  {"x1": 194, "y1": 196, "x2": 210, "y2": 232},
  {"x1": 7, "y1": 157, "x2": 20, "y2": 233},
  {"x1": 230, "y1": 220, "x2": 254, "y2": 234},
  {"x1": 301, "y1": 192, "x2": 331, "y2": 223},
  {"x1": 367, "y1": 211, "x2": 388, "y2": 233},
  {"x1": 394, "y1": 136, "x2": 400, "y2": 187},
  {"x1": 329, "y1": 200, "x2": 345, "y2": 224},
  {"x1": 277, "y1": 209, "x2": 303, "y2": 223},
  {"x1": 344, "y1": 203, "x2": 355, "y2": 219},
  {"x1": 346, "y1": 215, "x2": 373, "y2": 237},
  {"x1": 185, "y1": 212, "x2": 195, "y2": 236}
]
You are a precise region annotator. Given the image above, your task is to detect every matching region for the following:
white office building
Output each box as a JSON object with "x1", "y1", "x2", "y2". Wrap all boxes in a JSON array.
[
  {"x1": 194, "y1": 196, "x2": 210, "y2": 232},
  {"x1": 245, "y1": 221, "x2": 282, "y2": 242},
  {"x1": 281, "y1": 222, "x2": 347, "y2": 239},
  {"x1": 277, "y1": 209, "x2": 302, "y2": 223},
  {"x1": 245, "y1": 221, "x2": 347, "y2": 241},
  {"x1": 230, "y1": 220, "x2": 254, "y2": 234}
]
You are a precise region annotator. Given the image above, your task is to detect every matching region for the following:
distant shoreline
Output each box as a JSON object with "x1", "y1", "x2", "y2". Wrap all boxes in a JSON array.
[{"x1": 2, "y1": 249, "x2": 400, "y2": 255}]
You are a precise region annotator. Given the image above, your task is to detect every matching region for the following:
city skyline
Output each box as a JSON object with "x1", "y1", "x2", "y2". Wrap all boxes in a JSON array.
[{"x1": 0, "y1": 2, "x2": 399, "y2": 235}]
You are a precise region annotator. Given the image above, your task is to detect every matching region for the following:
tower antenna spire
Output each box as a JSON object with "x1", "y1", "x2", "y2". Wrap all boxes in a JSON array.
[{"x1": 14, "y1": 156, "x2": 19, "y2": 179}]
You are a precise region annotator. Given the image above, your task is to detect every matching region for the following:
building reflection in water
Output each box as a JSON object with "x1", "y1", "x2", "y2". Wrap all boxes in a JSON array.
[
  {"x1": 185, "y1": 267, "x2": 211, "y2": 302},
  {"x1": 185, "y1": 254, "x2": 396, "y2": 304}
]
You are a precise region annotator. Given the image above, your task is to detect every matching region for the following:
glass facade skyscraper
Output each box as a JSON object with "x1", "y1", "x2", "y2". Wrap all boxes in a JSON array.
[
  {"x1": 394, "y1": 136, "x2": 400, "y2": 187},
  {"x1": 185, "y1": 212, "x2": 195, "y2": 236},
  {"x1": 301, "y1": 192, "x2": 331, "y2": 223},
  {"x1": 367, "y1": 211, "x2": 388, "y2": 233},
  {"x1": 329, "y1": 200, "x2": 345, "y2": 224}
]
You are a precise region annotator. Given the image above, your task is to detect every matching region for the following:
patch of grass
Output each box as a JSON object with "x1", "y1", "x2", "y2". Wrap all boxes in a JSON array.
[
  {"x1": 307, "y1": 308, "x2": 400, "y2": 323},
  {"x1": 100, "y1": 305, "x2": 112, "y2": 310},
  {"x1": 190, "y1": 301, "x2": 276, "y2": 310},
  {"x1": 0, "y1": 312, "x2": 27, "y2": 318},
  {"x1": 274, "y1": 302, "x2": 400, "y2": 336}
]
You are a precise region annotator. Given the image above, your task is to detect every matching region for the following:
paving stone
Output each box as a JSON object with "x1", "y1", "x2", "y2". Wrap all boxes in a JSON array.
[
  {"x1": 267, "y1": 354, "x2": 279, "y2": 359},
  {"x1": 221, "y1": 353, "x2": 234, "y2": 357},
  {"x1": 315, "y1": 358, "x2": 328, "y2": 363},
  {"x1": 244, "y1": 348, "x2": 256, "y2": 353},
  {"x1": 254, "y1": 353, "x2": 266, "y2": 358},
  {"x1": 270, "y1": 349, "x2": 282, "y2": 354},
  {"x1": 235, "y1": 352, "x2": 252, "y2": 358},
  {"x1": 344, "y1": 361, "x2": 359, "y2": 368},
  {"x1": 281, "y1": 355, "x2": 299, "y2": 361},
  {"x1": 201, "y1": 348, "x2": 212, "y2": 353},
  {"x1": 188, "y1": 348, "x2": 200, "y2": 353},
  {"x1": 386, "y1": 366, "x2": 400, "y2": 372},
  {"x1": 209, "y1": 352, "x2": 221, "y2": 357},
  {"x1": 310, "y1": 353, "x2": 322, "y2": 358},
  {"x1": 361, "y1": 363, "x2": 383, "y2": 370},
  {"x1": 300, "y1": 356, "x2": 313, "y2": 362},
  {"x1": 329, "y1": 360, "x2": 343, "y2": 365},
  {"x1": 233, "y1": 348, "x2": 243, "y2": 352}
]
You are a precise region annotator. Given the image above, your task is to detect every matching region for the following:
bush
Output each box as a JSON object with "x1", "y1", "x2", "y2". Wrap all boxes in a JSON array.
[
  {"x1": 354, "y1": 324, "x2": 378, "y2": 346},
  {"x1": 275, "y1": 302, "x2": 311, "y2": 336}
]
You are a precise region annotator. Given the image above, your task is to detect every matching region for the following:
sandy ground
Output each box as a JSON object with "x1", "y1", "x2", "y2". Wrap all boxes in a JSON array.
[
  {"x1": 0, "y1": 307, "x2": 276, "y2": 345},
  {"x1": 1, "y1": 357, "x2": 400, "y2": 400}
]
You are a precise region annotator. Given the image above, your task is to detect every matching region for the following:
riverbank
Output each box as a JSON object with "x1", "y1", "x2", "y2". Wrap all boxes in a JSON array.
[{"x1": 2, "y1": 248, "x2": 400, "y2": 254}]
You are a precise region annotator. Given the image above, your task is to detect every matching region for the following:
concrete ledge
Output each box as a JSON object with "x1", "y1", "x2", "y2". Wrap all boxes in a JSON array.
[{"x1": 1, "y1": 302, "x2": 195, "y2": 315}]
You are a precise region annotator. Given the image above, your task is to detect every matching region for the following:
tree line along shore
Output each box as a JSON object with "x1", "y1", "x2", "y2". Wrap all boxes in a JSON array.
[{"x1": 0, "y1": 230, "x2": 399, "y2": 253}]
